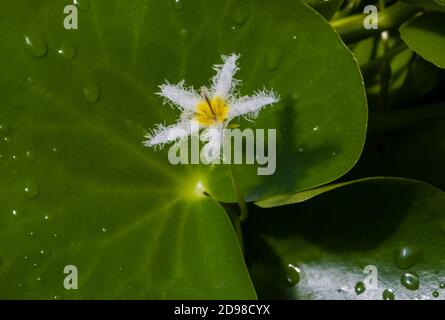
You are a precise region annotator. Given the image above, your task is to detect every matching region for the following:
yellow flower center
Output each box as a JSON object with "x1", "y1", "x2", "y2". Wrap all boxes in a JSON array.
[{"x1": 195, "y1": 96, "x2": 229, "y2": 126}]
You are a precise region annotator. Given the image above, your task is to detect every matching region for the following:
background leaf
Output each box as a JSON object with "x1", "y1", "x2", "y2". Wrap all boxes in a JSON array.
[
  {"x1": 401, "y1": 0, "x2": 445, "y2": 13},
  {"x1": 246, "y1": 178, "x2": 445, "y2": 299},
  {"x1": 304, "y1": 0, "x2": 345, "y2": 20},
  {"x1": 400, "y1": 12, "x2": 445, "y2": 69},
  {"x1": 345, "y1": 106, "x2": 445, "y2": 191}
]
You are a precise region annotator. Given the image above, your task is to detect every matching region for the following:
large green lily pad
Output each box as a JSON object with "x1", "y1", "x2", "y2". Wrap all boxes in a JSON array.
[
  {"x1": 0, "y1": 0, "x2": 257, "y2": 299},
  {"x1": 246, "y1": 178, "x2": 445, "y2": 299},
  {"x1": 0, "y1": 0, "x2": 367, "y2": 298}
]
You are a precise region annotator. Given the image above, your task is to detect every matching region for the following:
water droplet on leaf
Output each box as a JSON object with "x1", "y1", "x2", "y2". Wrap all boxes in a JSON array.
[
  {"x1": 3, "y1": 136, "x2": 12, "y2": 144},
  {"x1": 232, "y1": 2, "x2": 249, "y2": 25},
  {"x1": 57, "y1": 42, "x2": 77, "y2": 60},
  {"x1": 179, "y1": 28, "x2": 189, "y2": 39},
  {"x1": 25, "y1": 150, "x2": 36, "y2": 162},
  {"x1": 401, "y1": 272, "x2": 419, "y2": 291},
  {"x1": 433, "y1": 291, "x2": 439, "y2": 298},
  {"x1": 39, "y1": 248, "x2": 51, "y2": 257},
  {"x1": 172, "y1": 0, "x2": 183, "y2": 10},
  {"x1": 382, "y1": 289, "x2": 395, "y2": 300},
  {"x1": 24, "y1": 33, "x2": 48, "y2": 58},
  {"x1": 24, "y1": 181, "x2": 40, "y2": 198},
  {"x1": 395, "y1": 246, "x2": 420, "y2": 269},
  {"x1": 265, "y1": 47, "x2": 282, "y2": 71},
  {"x1": 286, "y1": 263, "x2": 301, "y2": 286},
  {"x1": 83, "y1": 84, "x2": 101, "y2": 103},
  {"x1": 355, "y1": 281, "x2": 365, "y2": 295},
  {"x1": 0, "y1": 123, "x2": 11, "y2": 136}
]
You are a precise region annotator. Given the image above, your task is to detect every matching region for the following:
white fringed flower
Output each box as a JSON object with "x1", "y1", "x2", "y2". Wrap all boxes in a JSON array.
[{"x1": 144, "y1": 53, "x2": 279, "y2": 160}]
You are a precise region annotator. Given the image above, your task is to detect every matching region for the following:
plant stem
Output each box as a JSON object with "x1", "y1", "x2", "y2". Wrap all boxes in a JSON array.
[
  {"x1": 360, "y1": 42, "x2": 407, "y2": 75},
  {"x1": 228, "y1": 164, "x2": 248, "y2": 222},
  {"x1": 378, "y1": 31, "x2": 391, "y2": 111},
  {"x1": 331, "y1": 2, "x2": 421, "y2": 43}
]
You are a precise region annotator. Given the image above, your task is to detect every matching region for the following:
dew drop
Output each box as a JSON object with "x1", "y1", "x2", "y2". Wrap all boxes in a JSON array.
[
  {"x1": 57, "y1": 42, "x2": 77, "y2": 60},
  {"x1": 433, "y1": 291, "x2": 439, "y2": 298},
  {"x1": 33, "y1": 262, "x2": 40, "y2": 268},
  {"x1": 28, "y1": 231, "x2": 36, "y2": 238},
  {"x1": 382, "y1": 288, "x2": 395, "y2": 300},
  {"x1": 39, "y1": 248, "x2": 51, "y2": 257},
  {"x1": 401, "y1": 272, "x2": 419, "y2": 291},
  {"x1": 171, "y1": 0, "x2": 183, "y2": 10},
  {"x1": 0, "y1": 123, "x2": 11, "y2": 136},
  {"x1": 3, "y1": 136, "x2": 12, "y2": 144},
  {"x1": 395, "y1": 246, "x2": 420, "y2": 269},
  {"x1": 43, "y1": 213, "x2": 57, "y2": 222},
  {"x1": 313, "y1": 126, "x2": 319, "y2": 132},
  {"x1": 24, "y1": 33, "x2": 48, "y2": 58},
  {"x1": 265, "y1": 47, "x2": 282, "y2": 71},
  {"x1": 179, "y1": 28, "x2": 189, "y2": 40},
  {"x1": 286, "y1": 263, "x2": 301, "y2": 286},
  {"x1": 232, "y1": 2, "x2": 249, "y2": 25},
  {"x1": 355, "y1": 281, "x2": 366, "y2": 295},
  {"x1": 12, "y1": 209, "x2": 19, "y2": 217},
  {"x1": 24, "y1": 180, "x2": 40, "y2": 198},
  {"x1": 36, "y1": 276, "x2": 42, "y2": 281},
  {"x1": 25, "y1": 150, "x2": 36, "y2": 162},
  {"x1": 83, "y1": 84, "x2": 101, "y2": 103},
  {"x1": 73, "y1": 0, "x2": 90, "y2": 11},
  {"x1": 440, "y1": 282, "x2": 445, "y2": 289},
  {"x1": 52, "y1": 146, "x2": 60, "y2": 154},
  {"x1": 26, "y1": 76, "x2": 35, "y2": 86}
]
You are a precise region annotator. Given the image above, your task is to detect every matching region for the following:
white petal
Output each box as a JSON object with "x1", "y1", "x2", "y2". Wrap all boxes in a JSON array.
[
  {"x1": 212, "y1": 53, "x2": 240, "y2": 99},
  {"x1": 157, "y1": 81, "x2": 201, "y2": 111},
  {"x1": 228, "y1": 90, "x2": 279, "y2": 121},
  {"x1": 201, "y1": 124, "x2": 224, "y2": 163},
  {"x1": 144, "y1": 120, "x2": 199, "y2": 148}
]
